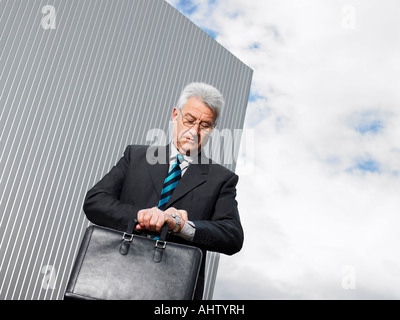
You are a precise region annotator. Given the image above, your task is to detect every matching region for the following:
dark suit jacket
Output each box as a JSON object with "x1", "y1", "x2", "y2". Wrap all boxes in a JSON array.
[{"x1": 83, "y1": 144, "x2": 244, "y2": 299}]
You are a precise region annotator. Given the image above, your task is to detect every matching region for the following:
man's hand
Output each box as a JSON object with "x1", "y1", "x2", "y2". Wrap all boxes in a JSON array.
[
  {"x1": 165, "y1": 207, "x2": 188, "y2": 232},
  {"x1": 136, "y1": 207, "x2": 188, "y2": 232}
]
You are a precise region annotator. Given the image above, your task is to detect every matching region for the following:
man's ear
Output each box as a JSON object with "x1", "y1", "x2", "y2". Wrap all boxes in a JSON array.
[{"x1": 172, "y1": 107, "x2": 179, "y2": 122}]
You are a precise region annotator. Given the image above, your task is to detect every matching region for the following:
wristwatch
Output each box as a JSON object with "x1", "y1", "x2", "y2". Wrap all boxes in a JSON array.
[{"x1": 170, "y1": 214, "x2": 181, "y2": 233}]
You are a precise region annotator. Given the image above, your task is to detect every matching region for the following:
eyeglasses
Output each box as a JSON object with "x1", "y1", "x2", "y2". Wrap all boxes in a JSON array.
[{"x1": 178, "y1": 110, "x2": 216, "y2": 133}]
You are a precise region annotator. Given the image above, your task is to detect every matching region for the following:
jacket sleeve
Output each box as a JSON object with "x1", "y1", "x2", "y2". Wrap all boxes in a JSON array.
[
  {"x1": 191, "y1": 173, "x2": 244, "y2": 256},
  {"x1": 83, "y1": 145, "x2": 140, "y2": 231}
]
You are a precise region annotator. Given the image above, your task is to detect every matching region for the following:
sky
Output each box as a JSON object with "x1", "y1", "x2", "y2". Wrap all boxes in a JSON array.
[{"x1": 167, "y1": 0, "x2": 400, "y2": 299}]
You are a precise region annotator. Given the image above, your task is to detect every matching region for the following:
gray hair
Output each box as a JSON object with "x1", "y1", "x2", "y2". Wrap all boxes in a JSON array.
[{"x1": 176, "y1": 82, "x2": 225, "y2": 123}]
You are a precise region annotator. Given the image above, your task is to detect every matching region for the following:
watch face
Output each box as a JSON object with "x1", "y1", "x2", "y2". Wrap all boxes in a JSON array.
[{"x1": 172, "y1": 214, "x2": 181, "y2": 233}]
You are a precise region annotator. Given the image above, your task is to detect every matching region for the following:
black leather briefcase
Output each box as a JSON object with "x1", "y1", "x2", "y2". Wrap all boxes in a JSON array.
[{"x1": 64, "y1": 220, "x2": 202, "y2": 300}]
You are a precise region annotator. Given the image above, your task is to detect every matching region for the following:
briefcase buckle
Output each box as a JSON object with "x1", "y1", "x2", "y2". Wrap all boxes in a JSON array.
[
  {"x1": 122, "y1": 233, "x2": 134, "y2": 243},
  {"x1": 155, "y1": 240, "x2": 166, "y2": 249}
]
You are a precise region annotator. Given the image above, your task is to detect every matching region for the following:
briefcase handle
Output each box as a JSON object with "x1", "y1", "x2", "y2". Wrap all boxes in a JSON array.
[
  {"x1": 125, "y1": 219, "x2": 169, "y2": 241},
  {"x1": 120, "y1": 219, "x2": 169, "y2": 262}
]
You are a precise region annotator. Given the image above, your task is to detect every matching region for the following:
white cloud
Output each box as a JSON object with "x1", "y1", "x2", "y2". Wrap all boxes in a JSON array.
[{"x1": 167, "y1": 0, "x2": 400, "y2": 299}]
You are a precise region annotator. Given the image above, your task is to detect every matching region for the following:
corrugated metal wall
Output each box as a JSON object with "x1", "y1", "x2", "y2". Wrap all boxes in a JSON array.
[{"x1": 0, "y1": 0, "x2": 252, "y2": 300}]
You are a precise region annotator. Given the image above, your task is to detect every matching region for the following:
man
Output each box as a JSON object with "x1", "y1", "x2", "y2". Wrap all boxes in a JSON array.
[{"x1": 83, "y1": 82, "x2": 244, "y2": 300}]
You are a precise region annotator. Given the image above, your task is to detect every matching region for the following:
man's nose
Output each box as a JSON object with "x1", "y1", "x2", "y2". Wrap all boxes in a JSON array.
[{"x1": 189, "y1": 122, "x2": 201, "y2": 134}]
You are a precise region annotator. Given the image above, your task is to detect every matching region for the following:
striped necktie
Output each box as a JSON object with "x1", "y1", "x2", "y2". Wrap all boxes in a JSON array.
[{"x1": 158, "y1": 154, "x2": 183, "y2": 211}]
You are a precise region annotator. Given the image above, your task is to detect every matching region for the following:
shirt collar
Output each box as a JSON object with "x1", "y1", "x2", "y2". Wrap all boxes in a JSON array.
[{"x1": 170, "y1": 143, "x2": 195, "y2": 165}]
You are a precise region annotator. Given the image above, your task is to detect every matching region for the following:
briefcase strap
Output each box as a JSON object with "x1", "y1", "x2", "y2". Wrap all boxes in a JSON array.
[
  {"x1": 126, "y1": 218, "x2": 140, "y2": 235},
  {"x1": 120, "y1": 219, "x2": 169, "y2": 263}
]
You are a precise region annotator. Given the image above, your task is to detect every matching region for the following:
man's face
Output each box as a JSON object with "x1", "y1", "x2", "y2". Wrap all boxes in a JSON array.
[{"x1": 172, "y1": 97, "x2": 216, "y2": 156}]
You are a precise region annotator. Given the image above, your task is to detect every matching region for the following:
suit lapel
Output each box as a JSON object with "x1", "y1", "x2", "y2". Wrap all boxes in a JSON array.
[
  {"x1": 147, "y1": 145, "x2": 169, "y2": 199},
  {"x1": 147, "y1": 145, "x2": 210, "y2": 207},
  {"x1": 167, "y1": 154, "x2": 210, "y2": 208}
]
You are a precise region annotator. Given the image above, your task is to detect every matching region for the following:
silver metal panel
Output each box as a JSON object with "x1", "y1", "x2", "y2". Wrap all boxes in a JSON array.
[{"x1": 0, "y1": 0, "x2": 252, "y2": 300}]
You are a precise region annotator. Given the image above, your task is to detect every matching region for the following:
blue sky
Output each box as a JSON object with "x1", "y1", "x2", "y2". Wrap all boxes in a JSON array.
[
  {"x1": 175, "y1": 0, "x2": 198, "y2": 15},
  {"x1": 348, "y1": 158, "x2": 381, "y2": 174},
  {"x1": 174, "y1": 0, "x2": 219, "y2": 38},
  {"x1": 351, "y1": 110, "x2": 386, "y2": 135},
  {"x1": 167, "y1": 0, "x2": 400, "y2": 299}
]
